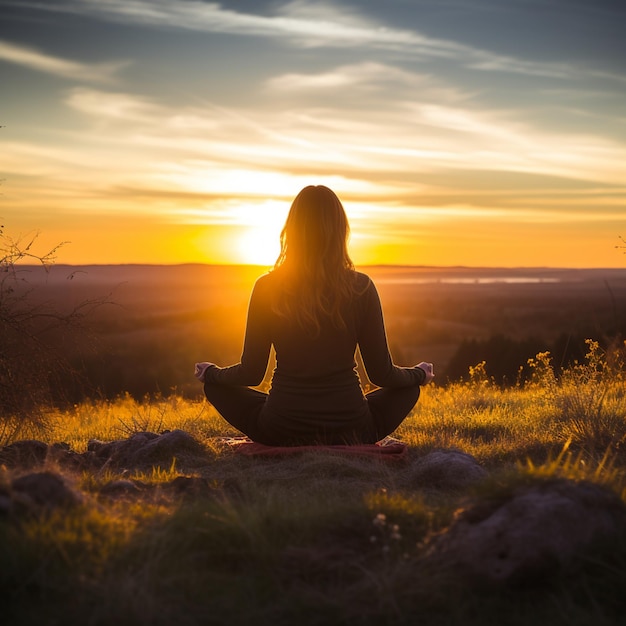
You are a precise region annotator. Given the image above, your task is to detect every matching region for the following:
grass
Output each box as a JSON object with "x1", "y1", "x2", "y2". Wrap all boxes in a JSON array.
[{"x1": 1, "y1": 341, "x2": 626, "y2": 625}]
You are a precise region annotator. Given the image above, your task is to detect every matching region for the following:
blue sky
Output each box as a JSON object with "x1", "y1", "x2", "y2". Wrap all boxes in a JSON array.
[{"x1": 1, "y1": 0, "x2": 625, "y2": 266}]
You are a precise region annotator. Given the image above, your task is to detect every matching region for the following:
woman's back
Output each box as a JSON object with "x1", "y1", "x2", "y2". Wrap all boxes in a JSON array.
[
  {"x1": 260, "y1": 269, "x2": 367, "y2": 380},
  {"x1": 257, "y1": 269, "x2": 374, "y2": 437},
  {"x1": 200, "y1": 185, "x2": 432, "y2": 445}
]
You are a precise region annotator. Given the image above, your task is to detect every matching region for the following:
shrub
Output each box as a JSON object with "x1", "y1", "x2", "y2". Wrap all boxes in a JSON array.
[{"x1": 0, "y1": 226, "x2": 106, "y2": 442}]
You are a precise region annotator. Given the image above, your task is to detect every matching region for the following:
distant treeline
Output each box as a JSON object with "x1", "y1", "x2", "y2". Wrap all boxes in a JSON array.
[
  {"x1": 48, "y1": 329, "x2": 623, "y2": 406},
  {"x1": 20, "y1": 318, "x2": 626, "y2": 409},
  {"x1": 443, "y1": 331, "x2": 625, "y2": 386}
]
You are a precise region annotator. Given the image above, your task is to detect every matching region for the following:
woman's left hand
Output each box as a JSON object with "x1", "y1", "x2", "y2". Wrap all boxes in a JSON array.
[{"x1": 416, "y1": 361, "x2": 435, "y2": 384}]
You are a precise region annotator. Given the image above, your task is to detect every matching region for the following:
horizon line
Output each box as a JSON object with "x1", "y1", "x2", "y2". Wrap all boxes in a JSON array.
[{"x1": 14, "y1": 262, "x2": 626, "y2": 272}]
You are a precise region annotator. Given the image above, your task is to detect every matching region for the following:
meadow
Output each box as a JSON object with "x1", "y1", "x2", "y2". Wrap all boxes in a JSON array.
[
  {"x1": 2, "y1": 263, "x2": 626, "y2": 624},
  {"x1": 2, "y1": 339, "x2": 626, "y2": 625}
]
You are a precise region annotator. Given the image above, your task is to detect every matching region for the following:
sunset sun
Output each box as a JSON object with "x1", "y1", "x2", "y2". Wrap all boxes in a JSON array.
[
  {"x1": 233, "y1": 202, "x2": 287, "y2": 266},
  {"x1": 236, "y1": 224, "x2": 281, "y2": 265}
]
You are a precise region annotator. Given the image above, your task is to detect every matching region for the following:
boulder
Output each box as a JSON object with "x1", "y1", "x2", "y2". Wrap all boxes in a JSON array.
[
  {"x1": 0, "y1": 440, "x2": 48, "y2": 468},
  {"x1": 132, "y1": 429, "x2": 206, "y2": 466},
  {"x1": 407, "y1": 449, "x2": 488, "y2": 491},
  {"x1": 11, "y1": 471, "x2": 82, "y2": 513},
  {"x1": 47, "y1": 442, "x2": 91, "y2": 471},
  {"x1": 87, "y1": 430, "x2": 207, "y2": 470},
  {"x1": 88, "y1": 431, "x2": 160, "y2": 462},
  {"x1": 0, "y1": 440, "x2": 94, "y2": 472},
  {"x1": 426, "y1": 478, "x2": 626, "y2": 584}
]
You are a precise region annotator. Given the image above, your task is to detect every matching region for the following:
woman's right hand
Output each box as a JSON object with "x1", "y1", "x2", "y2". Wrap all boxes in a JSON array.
[
  {"x1": 416, "y1": 361, "x2": 435, "y2": 384},
  {"x1": 194, "y1": 362, "x2": 216, "y2": 382}
]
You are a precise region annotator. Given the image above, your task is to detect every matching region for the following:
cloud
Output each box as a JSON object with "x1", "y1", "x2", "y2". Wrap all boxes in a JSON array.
[
  {"x1": 62, "y1": 78, "x2": 626, "y2": 194},
  {"x1": 11, "y1": 0, "x2": 594, "y2": 79},
  {"x1": 264, "y1": 63, "x2": 472, "y2": 120},
  {"x1": 266, "y1": 61, "x2": 462, "y2": 94},
  {"x1": 0, "y1": 39, "x2": 123, "y2": 82},
  {"x1": 467, "y1": 54, "x2": 572, "y2": 79},
  {"x1": 67, "y1": 87, "x2": 162, "y2": 121},
  {"x1": 15, "y1": 0, "x2": 451, "y2": 52}
]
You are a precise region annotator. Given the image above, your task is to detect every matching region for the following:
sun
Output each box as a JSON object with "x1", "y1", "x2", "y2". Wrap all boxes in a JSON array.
[
  {"x1": 234, "y1": 202, "x2": 288, "y2": 266},
  {"x1": 237, "y1": 225, "x2": 282, "y2": 265}
]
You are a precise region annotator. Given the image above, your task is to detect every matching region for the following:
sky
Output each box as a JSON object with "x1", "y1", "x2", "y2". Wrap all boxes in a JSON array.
[{"x1": 1, "y1": 0, "x2": 625, "y2": 267}]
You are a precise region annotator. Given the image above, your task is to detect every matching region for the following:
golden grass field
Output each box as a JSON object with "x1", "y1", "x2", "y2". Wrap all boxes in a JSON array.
[{"x1": 2, "y1": 340, "x2": 626, "y2": 625}]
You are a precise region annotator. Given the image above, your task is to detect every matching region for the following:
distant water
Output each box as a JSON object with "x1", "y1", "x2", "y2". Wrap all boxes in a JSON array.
[{"x1": 376, "y1": 277, "x2": 561, "y2": 285}]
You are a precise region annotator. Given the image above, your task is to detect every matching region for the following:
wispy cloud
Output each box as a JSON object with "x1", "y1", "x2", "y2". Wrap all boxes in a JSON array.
[
  {"x1": 67, "y1": 87, "x2": 161, "y2": 121},
  {"x1": 61, "y1": 79, "x2": 626, "y2": 205},
  {"x1": 57, "y1": 77, "x2": 626, "y2": 221},
  {"x1": 13, "y1": 0, "x2": 458, "y2": 53},
  {"x1": 0, "y1": 39, "x2": 123, "y2": 82},
  {"x1": 10, "y1": 0, "x2": 599, "y2": 80},
  {"x1": 266, "y1": 61, "x2": 468, "y2": 103}
]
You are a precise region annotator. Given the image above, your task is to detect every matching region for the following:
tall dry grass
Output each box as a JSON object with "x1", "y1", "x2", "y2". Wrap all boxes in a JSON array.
[{"x1": 2, "y1": 340, "x2": 626, "y2": 625}]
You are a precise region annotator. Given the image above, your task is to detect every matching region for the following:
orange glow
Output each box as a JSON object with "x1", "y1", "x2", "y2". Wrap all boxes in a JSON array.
[
  {"x1": 8, "y1": 202, "x2": 623, "y2": 269},
  {"x1": 236, "y1": 226, "x2": 281, "y2": 266},
  {"x1": 2, "y1": 2, "x2": 625, "y2": 269}
]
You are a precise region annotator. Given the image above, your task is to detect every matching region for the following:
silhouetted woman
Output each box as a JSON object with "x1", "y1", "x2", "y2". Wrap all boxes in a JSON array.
[{"x1": 196, "y1": 185, "x2": 434, "y2": 445}]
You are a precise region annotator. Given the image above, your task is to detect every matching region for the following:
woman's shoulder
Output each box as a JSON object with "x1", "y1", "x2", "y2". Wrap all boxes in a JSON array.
[
  {"x1": 350, "y1": 270, "x2": 375, "y2": 292},
  {"x1": 253, "y1": 271, "x2": 279, "y2": 292},
  {"x1": 255, "y1": 270, "x2": 274, "y2": 285},
  {"x1": 254, "y1": 268, "x2": 291, "y2": 298}
]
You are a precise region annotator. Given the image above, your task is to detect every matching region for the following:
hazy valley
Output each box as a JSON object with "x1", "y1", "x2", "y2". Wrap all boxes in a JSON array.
[{"x1": 14, "y1": 263, "x2": 626, "y2": 402}]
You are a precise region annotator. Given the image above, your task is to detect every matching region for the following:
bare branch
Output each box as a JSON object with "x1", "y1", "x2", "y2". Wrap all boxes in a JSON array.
[{"x1": 0, "y1": 225, "x2": 111, "y2": 432}]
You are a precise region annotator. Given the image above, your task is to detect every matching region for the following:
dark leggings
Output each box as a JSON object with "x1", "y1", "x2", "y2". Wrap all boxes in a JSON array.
[{"x1": 203, "y1": 382, "x2": 420, "y2": 445}]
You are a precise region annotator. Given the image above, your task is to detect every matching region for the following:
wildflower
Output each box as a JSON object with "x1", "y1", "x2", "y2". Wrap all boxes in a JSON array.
[{"x1": 373, "y1": 513, "x2": 386, "y2": 528}]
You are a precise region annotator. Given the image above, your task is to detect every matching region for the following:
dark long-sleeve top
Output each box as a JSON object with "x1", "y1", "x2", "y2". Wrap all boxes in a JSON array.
[{"x1": 204, "y1": 270, "x2": 425, "y2": 434}]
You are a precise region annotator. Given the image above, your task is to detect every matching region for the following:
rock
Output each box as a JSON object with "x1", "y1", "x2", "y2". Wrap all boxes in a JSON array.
[
  {"x1": 11, "y1": 471, "x2": 82, "y2": 513},
  {"x1": 132, "y1": 430, "x2": 206, "y2": 466},
  {"x1": 0, "y1": 440, "x2": 94, "y2": 471},
  {"x1": 87, "y1": 431, "x2": 160, "y2": 463},
  {"x1": 0, "y1": 440, "x2": 48, "y2": 468},
  {"x1": 50, "y1": 442, "x2": 71, "y2": 451},
  {"x1": 87, "y1": 438, "x2": 110, "y2": 454},
  {"x1": 407, "y1": 449, "x2": 488, "y2": 491},
  {"x1": 47, "y1": 443, "x2": 90, "y2": 471},
  {"x1": 426, "y1": 478, "x2": 626, "y2": 584},
  {"x1": 1, "y1": 430, "x2": 209, "y2": 475},
  {"x1": 87, "y1": 430, "x2": 208, "y2": 470}
]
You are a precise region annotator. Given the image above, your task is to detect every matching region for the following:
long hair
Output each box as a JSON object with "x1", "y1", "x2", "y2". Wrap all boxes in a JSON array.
[{"x1": 272, "y1": 185, "x2": 357, "y2": 333}]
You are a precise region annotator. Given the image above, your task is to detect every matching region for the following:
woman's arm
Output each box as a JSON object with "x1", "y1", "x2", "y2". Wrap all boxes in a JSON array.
[
  {"x1": 357, "y1": 279, "x2": 427, "y2": 388},
  {"x1": 203, "y1": 278, "x2": 272, "y2": 387}
]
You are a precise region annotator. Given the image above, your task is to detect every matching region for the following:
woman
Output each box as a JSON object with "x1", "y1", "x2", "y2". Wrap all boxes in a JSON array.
[{"x1": 196, "y1": 185, "x2": 434, "y2": 445}]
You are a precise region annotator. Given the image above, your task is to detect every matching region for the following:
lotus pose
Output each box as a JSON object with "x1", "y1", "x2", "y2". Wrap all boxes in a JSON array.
[{"x1": 196, "y1": 185, "x2": 434, "y2": 445}]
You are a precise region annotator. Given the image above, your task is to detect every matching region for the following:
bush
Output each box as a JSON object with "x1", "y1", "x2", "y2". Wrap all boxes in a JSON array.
[{"x1": 0, "y1": 225, "x2": 106, "y2": 442}]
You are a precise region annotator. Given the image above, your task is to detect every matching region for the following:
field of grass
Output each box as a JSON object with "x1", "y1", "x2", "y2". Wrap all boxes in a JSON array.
[{"x1": 2, "y1": 341, "x2": 626, "y2": 625}]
